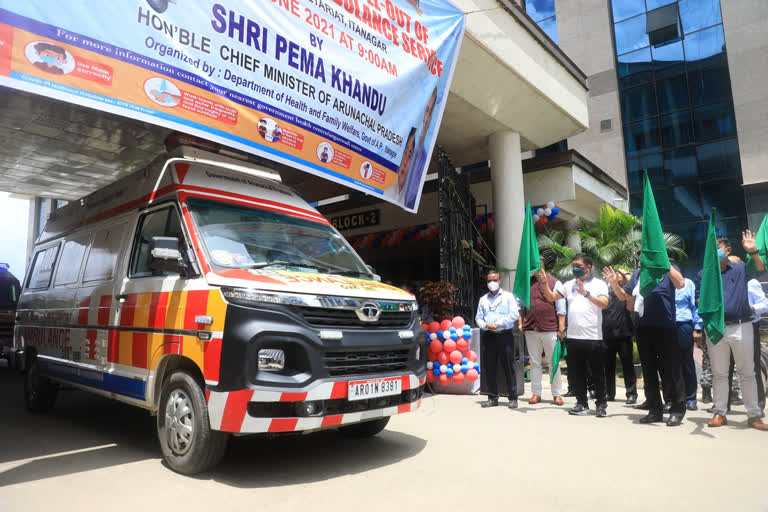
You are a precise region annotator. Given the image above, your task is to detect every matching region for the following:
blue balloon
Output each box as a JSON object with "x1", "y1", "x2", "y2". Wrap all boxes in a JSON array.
[
  {"x1": 547, "y1": 214, "x2": 555, "y2": 221},
  {"x1": 461, "y1": 364, "x2": 468, "y2": 373},
  {"x1": 449, "y1": 326, "x2": 456, "y2": 333},
  {"x1": 451, "y1": 333, "x2": 459, "y2": 341},
  {"x1": 461, "y1": 357, "x2": 469, "y2": 364},
  {"x1": 446, "y1": 369, "x2": 454, "y2": 377},
  {"x1": 552, "y1": 207, "x2": 559, "y2": 215},
  {"x1": 437, "y1": 330, "x2": 444, "y2": 338},
  {"x1": 463, "y1": 332, "x2": 472, "y2": 339},
  {"x1": 433, "y1": 368, "x2": 440, "y2": 376},
  {"x1": 476, "y1": 367, "x2": 481, "y2": 375}
]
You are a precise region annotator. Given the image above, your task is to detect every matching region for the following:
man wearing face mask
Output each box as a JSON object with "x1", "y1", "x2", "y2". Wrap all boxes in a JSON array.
[
  {"x1": 476, "y1": 270, "x2": 520, "y2": 409},
  {"x1": 694, "y1": 237, "x2": 768, "y2": 430},
  {"x1": 601, "y1": 267, "x2": 638, "y2": 404},
  {"x1": 539, "y1": 254, "x2": 610, "y2": 417}
]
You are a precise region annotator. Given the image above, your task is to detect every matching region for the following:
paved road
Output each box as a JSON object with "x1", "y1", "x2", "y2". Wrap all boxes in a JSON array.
[{"x1": 1, "y1": 362, "x2": 766, "y2": 511}]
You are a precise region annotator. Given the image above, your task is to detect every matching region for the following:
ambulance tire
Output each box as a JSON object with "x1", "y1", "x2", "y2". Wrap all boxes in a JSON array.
[
  {"x1": 24, "y1": 356, "x2": 58, "y2": 413},
  {"x1": 157, "y1": 371, "x2": 228, "y2": 475},
  {"x1": 338, "y1": 417, "x2": 390, "y2": 438}
]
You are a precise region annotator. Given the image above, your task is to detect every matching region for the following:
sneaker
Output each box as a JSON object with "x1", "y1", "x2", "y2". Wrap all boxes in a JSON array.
[
  {"x1": 732, "y1": 395, "x2": 744, "y2": 406},
  {"x1": 701, "y1": 387, "x2": 712, "y2": 403},
  {"x1": 481, "y1": 399, "x2": 499, "y2": 408},
  {"x1": 686, "y1": 401, "x2": 698, "y2": 411},
  {"x1": 625, "y1": 396, "x2": 638, "y2": 405},
  {"x1": 508, "y1": 399, "x2": 518, "y2": 409},
  {"x1": 663, "y1": 402, "x2": 671, "y2": 413},
  {"x1": 568, "y1": 404, "x2": 591, "y2": 416},
  {"x1": 596, "y1": 404, "x2": 607, "y2": 418}
]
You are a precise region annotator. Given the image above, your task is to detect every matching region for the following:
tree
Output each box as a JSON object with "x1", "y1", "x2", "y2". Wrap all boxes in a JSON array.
[{"x1": 538, "y1": 204, "x2": 687, "y2": 281}]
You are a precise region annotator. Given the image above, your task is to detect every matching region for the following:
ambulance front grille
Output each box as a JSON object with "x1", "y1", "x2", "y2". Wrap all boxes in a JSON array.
[{"x1": 322, "y1": 348, "x2": 411, "y2": 377}]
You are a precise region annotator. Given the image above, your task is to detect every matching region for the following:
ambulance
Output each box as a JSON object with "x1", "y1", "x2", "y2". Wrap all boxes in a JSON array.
[
  {"x1": 0, "y1": 264, "x2": 21, "y2": 362},
  {"x1": 14, "y1": 139, "x2": 426, "y2": 474}
]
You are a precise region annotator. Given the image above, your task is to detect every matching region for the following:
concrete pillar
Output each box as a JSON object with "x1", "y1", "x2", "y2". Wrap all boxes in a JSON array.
[
  {"x1": 566, "y1": 216, "x2": 582, "y2": 252},
  {"x1": 489, "y1": 131, "x2": 524, "y2": 291}
]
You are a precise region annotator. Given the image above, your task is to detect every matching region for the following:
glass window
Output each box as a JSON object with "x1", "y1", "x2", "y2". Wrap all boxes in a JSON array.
[
  {"x1": 679, "y1": 0, "x2": 722, "y2": 35},
  {"x1": 621, "y1": 84, "x2": 657, "y2": 122},
  {"x1": 0, "y1": 279, "x2": 20, "y2": 308},
  {"x1": 693, "y1": 103, "x2": 736, "y2": 142},
  {"x1": 627, "y1": 153, "x2": 664, "y2": 191},
  {"x1": 624, "y1": 118, "x2": 661, "y2": 157},
  {"x1": 657, "y1": 74, "x2": 689, "y2": 113},
  {"x1": 664, "y1": 147, "x2": 697, "y2": 184},
  {"x1": 537, "y1": 16, "x2": 558, "y2": 44},
  {"x1": 701, "y1": 180, "x2": 747, "y2": 220},
  {"x1": 684, "y1": 25, "x2": 726, "y2": 70},
  {"x1": 615, "y1": 14, "x2": 649, "y2": 55},
  {"x1": 618, "y1": 47, "x2": 653, "y2": 88},
  {"x1": 525, "y1": 0, "x2": 555, "y2": 22},
  {"x1": 130, "y1": 207, "x2": 187, "y2": 278},
  {"x1": 27, "y1": 245, "x2": 60, "y2": 290},
  {"x1": 667, "y1": 185, "x2": 702, "y2": 223},
  {"x1": 629, "y1": 192, "x2": 643, "y2": 218},
  {"x1": 611, "y1": 0, "x2": 644, "y2": 24},
  {"x1": 651, "y1": 40, "x2": 683, "y2": 73},
  {"x1": 54, "y1": 236, "x2": 89, "y2": 286},
  {"x1": 661, "y1": 111, "x2": 692, "y2": 148},
  {"x1": 667, "y1": 221, "x2": 707, "y2": 272},
  {"x1": 646, "y1": 0, "x2": 675, "y2": 10},
  {"x1": 689, "y1": 65, "x2": 732, "y2": 106},
  {"x1": 697, "y1": 139, "x2": 741, "y2": 180},
  {"x1": 83, "y1": 225, "x2": 126, "y2": 283}
]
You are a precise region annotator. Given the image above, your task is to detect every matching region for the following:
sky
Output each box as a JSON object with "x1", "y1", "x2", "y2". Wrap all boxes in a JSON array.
[{"x1": 0, "y1": 192, "x2": 30, "y2": 279}]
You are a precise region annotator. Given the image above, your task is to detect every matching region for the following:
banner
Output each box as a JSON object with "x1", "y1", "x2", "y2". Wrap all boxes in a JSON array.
[{"x1": 0, "y1": 0, "x2": 465, "y2": 212}]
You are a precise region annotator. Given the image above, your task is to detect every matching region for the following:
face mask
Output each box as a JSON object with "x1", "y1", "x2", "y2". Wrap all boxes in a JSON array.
[
  {"x1": 40, "y1": 56, "x2": 59, "y2": 66},
  {"x1": 717, "y1": 249, "x2": 726, "y2": 260},
  {"x1": 487, "y1": 281, "x2": 500, "y2": 292},
  {"x1": 572, "y1": 266, "x2": 586, "y2": 278}
]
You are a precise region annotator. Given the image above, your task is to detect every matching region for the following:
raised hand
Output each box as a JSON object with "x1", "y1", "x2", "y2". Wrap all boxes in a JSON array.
[
  {"x1": 743, "y1": 230, "x2": 757, "y2": 254},
  {"x1": 534, "y1": 268, "x2": 547, "y2": 284},
  {"x1": 575, "y1": 279, "x2": 587, "y2": 296},
  {"x1": 602, "y1": 266, "x2": 618, "y2": 285}
]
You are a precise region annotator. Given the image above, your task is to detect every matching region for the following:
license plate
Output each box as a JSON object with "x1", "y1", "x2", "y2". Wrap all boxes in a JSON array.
[{"x1": 347, "y1": 377, "x2": 402, "y2": 401}]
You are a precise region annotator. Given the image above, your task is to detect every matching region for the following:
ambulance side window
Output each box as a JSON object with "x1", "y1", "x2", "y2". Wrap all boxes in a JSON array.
[
  {"x1": 27, "y1": 245, "x2": 60, "y2": 290},
  {"x1": 54, "y1": 235, "x2": 89, "y2": 286},
  {"x1": 83, "y1": 225, "x2": 126, "y2": 283},
  {"x1": 130, "y1": 207, "x2": 186, "y2": 278}
]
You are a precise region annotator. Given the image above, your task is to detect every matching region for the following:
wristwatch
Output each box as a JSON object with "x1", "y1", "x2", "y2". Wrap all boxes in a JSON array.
[
  {"x1": 748, "y1": 250, "x2": 759, "y2": 255},
  {"x1": 585, "y1": 290, "x2": 591, "y2": 298}
]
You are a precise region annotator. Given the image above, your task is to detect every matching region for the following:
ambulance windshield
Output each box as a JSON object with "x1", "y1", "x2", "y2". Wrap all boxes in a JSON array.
[{"x1": 187, "y1": 198, "x2": 372, "y2": 278}]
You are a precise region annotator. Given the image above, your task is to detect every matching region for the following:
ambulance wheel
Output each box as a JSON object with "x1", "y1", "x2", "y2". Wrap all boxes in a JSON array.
[
  {"x1": 338, "y1": 417, "x2": 390, "y2": 438},
  {"x1": 24, "y1": 356, "x2": 58, "y2": 413},
  {"x1": 157, "y1": 371, "x2": 228, "y2": 475},
  {"x1": 146, "y1": 0, "x2": 169, "y2": 13}
]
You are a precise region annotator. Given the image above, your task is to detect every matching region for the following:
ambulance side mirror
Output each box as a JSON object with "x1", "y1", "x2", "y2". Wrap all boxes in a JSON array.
[{"x1": 150, "y1": 236, "x2": 188, "y2": 276}]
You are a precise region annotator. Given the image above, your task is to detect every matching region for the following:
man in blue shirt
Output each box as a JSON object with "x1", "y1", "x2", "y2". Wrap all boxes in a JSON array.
[
  {"x1": 476, "y1": 270, "x2": 520, "y2": 409},
  {"x1": 403, "y1": 87, "x2": 438, "y2": 210},
  {"x1": 675, "y1": 277, "x2": 702, "y2": 410}
]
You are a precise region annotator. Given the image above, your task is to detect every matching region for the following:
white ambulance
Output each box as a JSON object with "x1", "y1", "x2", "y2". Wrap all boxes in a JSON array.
[{"x1": 14, "y1": 140, "x2": 426, "y2": 474}]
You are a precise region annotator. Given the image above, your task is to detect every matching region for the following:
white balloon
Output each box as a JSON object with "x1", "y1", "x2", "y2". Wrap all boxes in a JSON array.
[
  {"x1": 544, "y1": 208, "x2": 552, "y2": 216},
  {"x1": 453, "y1": 364, "x2": 461, "y2": 372},
  {"x1": 532, "y1": 214, "x2": 540, "y2": 222},
  {"x1": 440, "y1": 364, "x2": 448, "y2": 373},
  {"x1": 443, "y1": 330, "x2": 451, "y2": 340},
  {"x1": 429, "y1": 333, "x2": 438, "y2": 340},
  {"x1": 536, "y1": 208, "x2": 545, "y2": 216},
  {"x1": 427, "y1": 362, "x2": 434, "y2": 370},
  {"x1": 547, "y1": 201, "x2": 555, "y2": 209}
]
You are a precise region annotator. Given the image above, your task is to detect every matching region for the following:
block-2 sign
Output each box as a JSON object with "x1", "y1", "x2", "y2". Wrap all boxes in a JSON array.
[{"x1": 331, "y1": 210, "x2": 380, "y2": 231}]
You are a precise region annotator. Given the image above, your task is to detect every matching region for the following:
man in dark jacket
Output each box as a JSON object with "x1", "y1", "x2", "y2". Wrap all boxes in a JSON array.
[{"x1": 601, "y1": 267, "x2": 637, "y2": 404}]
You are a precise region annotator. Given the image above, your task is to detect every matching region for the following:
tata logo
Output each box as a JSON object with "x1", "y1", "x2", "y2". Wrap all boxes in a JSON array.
[
  {"x1": 146, "y1": 0, "x2": 176, "y2": 13},
  {"x1": 356, "y1": 302, "x2": 382, "y2": 322}
]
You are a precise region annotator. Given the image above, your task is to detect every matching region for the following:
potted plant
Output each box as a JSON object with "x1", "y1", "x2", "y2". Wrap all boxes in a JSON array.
[{"x1": 419, "y1": 281, "x2": 457, "y2": 322}]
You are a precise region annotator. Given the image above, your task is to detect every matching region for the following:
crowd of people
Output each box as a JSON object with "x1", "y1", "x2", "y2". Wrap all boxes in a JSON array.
[{"x1": 474, "y1": 232, "x2": 768, "y2": 431}]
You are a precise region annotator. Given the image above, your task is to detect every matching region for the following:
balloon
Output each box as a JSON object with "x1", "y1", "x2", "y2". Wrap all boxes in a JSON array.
[
  {"x1": 427, "y1": 350, "x2": 437, "y2": 362},
  {"x1": 467, "y1": 350, "x2": 478, "y2": 362},
  {"x1": 544, "y1": 208, "x2": 552, "y2": 216},
  {"x1": 449, "y1": 326, "x2": 456, "y2": 333},
  {"x1": 461, "y1": 364, "x2": 468, "y2": 373},
  {"x1": 433, "y1": 367, "x2": 440, "y2": 376},
  {"x1": 443, "y1": 330, "x2": 452, "y2": 340},
  {"x1": 437, "y1": 330, "x2": 444, "y2": 338},
  {"x1": 466, "y1": 369, "x2": 479, "y2": 382},
  {"x1": 476, "y1": 366, "x2": 482, "y2": 375},
  {"x1": 450, "y1": 350, "x2": 463, "y2": 365},
  {"x1": 463, "y1": 332, "x2": 472, "y2": 339},
  {"x1": 457, "y1": 338, "x2": 469, "y2": 352},
  {"x1": 429, "y1": 322, "x2": 440, "y2": 333},
  {"x1": 452, "y1": 316, "x2": 465, "y2": 329},
  {"x1": 426, "y1": 372, "x2": 436, "y2": 383},
  {"x1": 453, "y1": 364, "x2": 461, "y2": 372},
  {"x1": 450, "y1": 333, "x2": 459, "y2": 341},
  {"x1": 552, "y1": 207, "x2": 559, "y2": 216},
  {"x1": 437, "y1": 352, "x2": 450, "y2": 365},
  {"x1": 547, "y1": 214, "x2": 556, "y2": 221},
  {"x1": 426, "y1": 361, "x2": 434, "y2": 370},
  {"x1": 446, "y1": 368, "x2": 454, "y2": 377},
  {"x1": 452, "y1": 371, "x2": 465, "y2": 384},
  {"x1": 532, "y1": 214, "x2": 540, "y2": 222},
  {"x1": 421, "y1": 323, "x2": 429, "y2": 332},
  {"x1": 443, "y1": 339, "x2": 457, "y2": 352},
  {"x1": 429, "y1": 332, "x2": 438, "y2": 340},
  {"x1": 540, "y1": 216, "x2": 549, "y2": 224},
  {"x1": 461, "y1": 357, "x2": 469, "y2": 365},
  {"x1": 438, "y1": 374, "x2": 450, "y2": 386},
  {"x1": 536, "y1": 208, "x2": 544, "y2": 216},
  {"x1": 429, "y1": 340, "x2": 443, "y2": 354},
  {"x1": 440, "y1": 320, "x2": 452, "y2": 331},
  {"x1": 546, "y1": 201, "x2": 555, "y2": 209},
  {"x1": 463, "y1": 324, "x2": 471, "y2": 331},
  {"x1": 439, "y1": 364, "x2": 448, "y2": 373}
]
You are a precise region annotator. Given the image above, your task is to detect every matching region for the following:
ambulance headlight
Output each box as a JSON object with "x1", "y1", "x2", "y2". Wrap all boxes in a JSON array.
[{"x1": 258, "y1": 349, "x2": 285, "y2": 371}]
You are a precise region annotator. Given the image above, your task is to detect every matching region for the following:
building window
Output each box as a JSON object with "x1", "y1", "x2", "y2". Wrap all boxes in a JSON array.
[
  {"x1": 646, "y1": 4, "x2": 681, "y2": 48},
  {"x1": 525, "y1": 0, "x2": 558, "y2": 44}
]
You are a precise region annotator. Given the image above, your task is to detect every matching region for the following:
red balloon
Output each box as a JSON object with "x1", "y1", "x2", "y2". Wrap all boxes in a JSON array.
[
  {"x1": 467, "y1": 350, "x2": 478, "y2": 362},
  {"x1": 426, "y1": 372, "x2": 436, "y2": 383},
  {"x1": 443, "y1": 339, "x2": 457, "y2": 353},
  {"x1": 429, "y1": 322, "x2": 440, "y2": 333},
  {"x1": 452, "y1": 371, "x2": 465, "y2": 384},
  {"x1": 456, "y1": 338, "x2": 469, "y2": 352},
  {"x1": 429, "y1": 340, "x2": 443, "y2": 354},
  {"x1": 466, "y1": 369, "x2": 479, "y2": 382},
  {"x1": 440, "y1": 319, "x2": 452, "y2": 331},
  {"x1": 437, "y1": 351, "x2": 449, "y2": 366},
  {"x1": 427, "y1": 350, "x2": 437, "y2": 362},
  {"x1": 449, "y1": 350, "x2": 463, "y2": 365},
  {"x1": 541, "y1": 216, "x2": 549, "y2": 224},
  {"x1": 421, "y1": 323, "x2": 429, "y2": 332},
  {"x1": 451, "y1": 316, "x2": 465, "y2": 329},
  {"x1": 438, "y1": 374, "x2": 450, "y2": 386}
]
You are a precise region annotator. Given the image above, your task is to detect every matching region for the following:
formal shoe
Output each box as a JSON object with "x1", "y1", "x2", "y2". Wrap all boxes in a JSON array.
[
  {"x1": 686, "y1": 401, "x2": 698, "y2": 411},
  {"x1": 666, "y1": 414, "x2": 684, "y2": 427},
  {"x1": 747, "y1": 417, "x2": 768, "y2": 431},
  {"x1": 635, "y1": 401, "x2": 650, "y2": 410},
  {"x1": 625, "y1": 396, "x2": 638, "y2": 405},
  {"x1": 639, "y1": 412, "x2": 664, "y2": 424},
  {"x1": 529, "y1": 395, "x2": 541, "y2": 405},
  {"x1": 568, "y1": 404, "x2": 591, "y2": 416},
  {"x1": 701, "y1": 387, "x2": 713, "y2": 403},
  {"x1": 554, "y1": 396, "x2": 564, "y2": 406},
  {"x1": 663, "y1": 402, "x2": 672, "y2": 414},
  {"x1": 596, "y1": 404, "x2": 607, "y2": 418},
  {"x1": 707, "y1": 414, "x2": 727, "y2": 427},
  {"x1": 563, "y1": 390, "x2": 575, "y2": 398},
  {"x1": 481, "y1": 399, "x2": 499, "y2": 408},
  {"x1": 508, "y1": 399, "x2": 518, "y2": 409}
]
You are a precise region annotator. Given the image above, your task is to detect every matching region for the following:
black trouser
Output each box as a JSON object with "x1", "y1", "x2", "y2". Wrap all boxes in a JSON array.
[
  {"x1": 636, "y1": 326, "x2": 685, "y2": 415},
  {"x1": 756, "y1": 322, "x2": 765, "y2": 411},
  {"x1": 481, "y1": 329, "x2": 517, "y2": 401},
  {"x1": 566, "y1": 342, "x2": 594, "y2": 392},
  {"x1": 566, "y1": 338, "x2": 607, "y2": 407},
  {"x1": 604, "y1": 337, "x2": 637, "y2": 400},
  {"x1": 676, "y1": 321, "x2": 698, "y2": 402}
]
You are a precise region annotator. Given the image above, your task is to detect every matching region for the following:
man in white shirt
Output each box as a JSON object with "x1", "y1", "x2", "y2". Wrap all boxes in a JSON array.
[
  {"x1": 476, "y1": 270, "x2": 520, "y2": 409},
  {"x1": 540, "y1": 254, "x2": 610, "y2": 417}
]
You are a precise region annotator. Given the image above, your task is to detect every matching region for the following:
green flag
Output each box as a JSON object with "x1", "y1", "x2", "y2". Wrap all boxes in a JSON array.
[
  {"x1": 699, "y1": 208, "x2": 725, "y2": 344},
  {"x1": 550, "y1": 338, "x2": 566, "y2": 383},
  {"x1": 513, "y1": 201, "x2": 541, "y2": 308},
  {"x1": 639, "y1": 170, "x2": 670, "y2": 297},
  {"x1": 746, "y1": 214, "x2": 768, "y2": 276}
]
